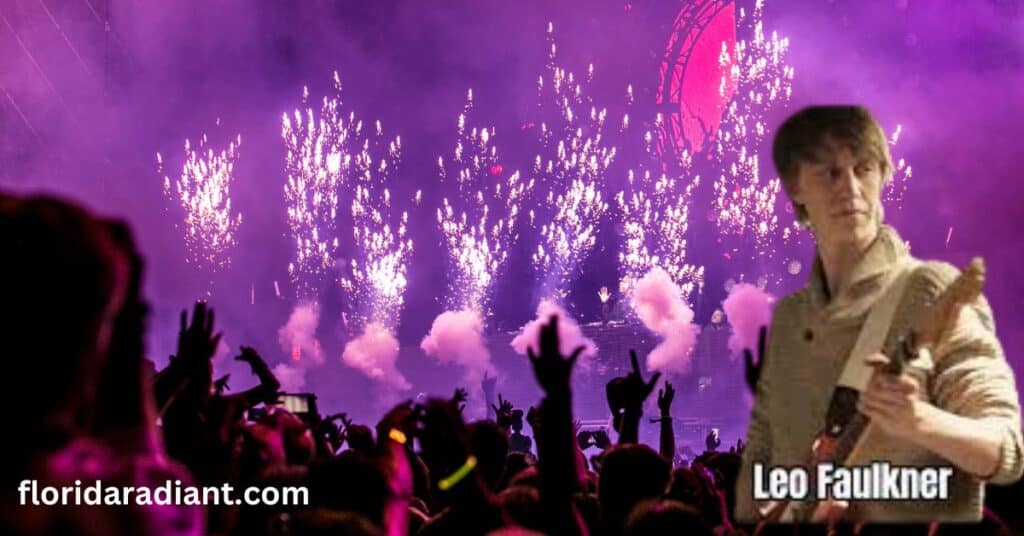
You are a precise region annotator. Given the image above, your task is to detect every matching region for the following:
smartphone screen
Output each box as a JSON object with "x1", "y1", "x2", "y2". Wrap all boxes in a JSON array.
[{"x1": 280, "y1": 394, "x2": 309, "y2": 414}]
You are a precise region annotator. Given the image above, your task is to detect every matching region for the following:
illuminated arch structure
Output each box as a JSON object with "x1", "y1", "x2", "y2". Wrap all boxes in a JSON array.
[{"x1": 656, "y1": 0, "x2": 737, "y2": 156}]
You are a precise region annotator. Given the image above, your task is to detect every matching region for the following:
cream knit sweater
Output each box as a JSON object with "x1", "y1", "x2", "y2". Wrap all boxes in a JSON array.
[{"x1": 735, "y1": 226, "x2": 1024, "y2": 523}]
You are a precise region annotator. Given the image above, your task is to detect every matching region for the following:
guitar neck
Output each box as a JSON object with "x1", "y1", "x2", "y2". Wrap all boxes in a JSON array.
[{"x1": 832, "y1": 339, "x2": 908, "y2": 464}]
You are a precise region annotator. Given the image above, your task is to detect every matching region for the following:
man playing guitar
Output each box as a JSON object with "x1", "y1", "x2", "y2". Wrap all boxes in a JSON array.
[{"x1": 735, "y1": 105, "x2": 1023, "y2": 523}]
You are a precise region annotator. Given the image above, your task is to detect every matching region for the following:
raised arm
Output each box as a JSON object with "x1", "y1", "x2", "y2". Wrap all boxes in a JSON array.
[
  {"x1": 221, "y1": 346, "x2": 281, "y2": 409},
  {"x1": 482, "y1": 371, "x2": 497, "y2": 420},
  {"x1": 609, "y1": 350, "x2": 660, "y2": 445},
  {"x1": 656, "y1": 381, "x2": 676, "y2": 462},
  {"x1": 154, "y1": 302, "x2": 221, "y2": 415},
  {"x1": 528, "y1": 315, "x2": 588, "y2": 536},
  {"x1": 735, "y1": 317, "x2": 777, "y2": 523}
]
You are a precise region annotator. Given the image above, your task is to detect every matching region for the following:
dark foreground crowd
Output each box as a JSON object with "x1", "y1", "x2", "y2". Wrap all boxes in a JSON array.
[{"x1": 1, "y1": 192, "x2": 1021, "y2": 536}]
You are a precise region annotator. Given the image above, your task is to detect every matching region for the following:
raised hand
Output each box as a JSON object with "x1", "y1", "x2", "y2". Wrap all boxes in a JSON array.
[
  {"x1": 657, "y1": 380, "x2": 675, "y2": 416},
  {"x1": 176, "y1": 301, "x2": 222, "y2": 367},
  {"x1": 315, "y1": 412, "x2": 347, "y2": 452},
  {"x1": 213, "y1": 374, "x2": 231, "y2": 395},
  {"x1": 527, "y1": 318, "x2": 588, "y2": 535},
  {"x1": 228, "y1": 345, "x2": 280, "y2": 406},
  {"x1": 621, "y1": 349, "x2": 661, "y2": 411},
  {"x1": 491, "y1": 394, "x2": 514, "y2": 428},
  {"x1": 527, "y1": 315, "x2": 584, "y2": 395},
  {"x1": 324, "y1": 422, "x2": 345, "y2": 454},
  {"x1": 235, "y1": 345, "x2": 262, "y2": 365},
  {"x1": 606, "y1": 350, "x2": 661, "y2": 444},
  {"x1": 451, "y1": 387, "x2": 468, "y2": 414},
  {"x1": 491, "y1": 394, "x2": 512, "y2": 415},
  {"x1": 481, "y1": 371, "x2": 497, "y2": 400},
  {"x1": 743, "y1": 325, "x2": 768, "y2": 393}
]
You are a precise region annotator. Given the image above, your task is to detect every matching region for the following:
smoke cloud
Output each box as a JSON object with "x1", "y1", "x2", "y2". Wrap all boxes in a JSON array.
[
  {"x1": 632, "y1": 267, "x2": 700, "y2": 374},
  {"x1": 273, "y1": 362, "x2": 308, "y2": 393},
  {"x1": 277, "y1": 302, "x2": 323, "y2": 364},
  {"x1": 722, "y1": 283, "x2": 775, "y2": 360},
  {"x1": 421, "y1": 309, "x2": 495, "y2": 387},
  {"x1": 511, "y1": 299, "x2": 597, "y2": 360},
  {"x1": 342, "y1": 322, "x2": 411, "y2": 391}
]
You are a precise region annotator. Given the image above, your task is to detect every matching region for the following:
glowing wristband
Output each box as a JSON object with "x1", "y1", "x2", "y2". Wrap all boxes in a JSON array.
[
  {"x1": 388, "y1": 428, "x2": 407, "y2": 445},
  {"x1": 438, "y1": 456, "x2": 477, "y2": 491}
]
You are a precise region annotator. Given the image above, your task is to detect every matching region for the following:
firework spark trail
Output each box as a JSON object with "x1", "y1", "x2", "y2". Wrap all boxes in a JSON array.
[
  {"x1": 339, "y1": 120, "x2": 413, "y2": 332},
  {"x1": 883, "y1": 124, "x2": 913, "y2": 207},
  {"x1": 531, "y1": 22, "x2": 617, "y2": 301},
  {"x1": 282, "y1": 72, "x2": 352, "y2": 301},
  {"x1": 617, "y1": 112, "x2": 705, "y2": 301},
  {"x1": 710, "y1": 0, "x2": 793, "y2": 255},
  {"x1": 436, "y1": 90, "x2": 530, "y2": 315},
  {"x1": 158, "y1": 131, "x2": 243, "y2": 274}
]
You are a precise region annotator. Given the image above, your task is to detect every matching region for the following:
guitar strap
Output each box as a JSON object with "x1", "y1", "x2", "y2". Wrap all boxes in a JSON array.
[{"x1": 836, "y1": 258, "x2": 922, "y2": 391}]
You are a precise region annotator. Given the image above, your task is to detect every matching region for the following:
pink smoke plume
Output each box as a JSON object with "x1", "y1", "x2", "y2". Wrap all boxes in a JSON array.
[
  {"x1": 342, "y1": 322, "x2": 410, "y2": 391},
  {"x1": 277, "y1": 302, "x2": 323, "y2": 364},
  {"x1": 722, "y1": 283, "x2": 775, "y2": 359},
  {"x1": 273, "y1": 363, "x2": 307, "y2": 392},
  {"x1": 511, "y1": 299, "x2": 597, "y2": 360},
  {"x1": 632, "y1": 267, "x2": 700, "y2": 374},
  {"x1": 421, "y1": 309, "x2": 495, "y2": 386}
]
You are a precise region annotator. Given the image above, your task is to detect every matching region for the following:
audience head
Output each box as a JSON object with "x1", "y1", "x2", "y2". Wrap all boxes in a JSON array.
[
  {"x1": 0, "y1": 194, "x2": 129, "y2": 445},
  {"x1": 469, "y1": 420, "x2": 510, "y2": 491},
  {"x1": 624, "y1": 499, "x2": 713, "y2": 536},
  {"x1": 598, "y1": 444, "x2": 671, "y2": 531}
]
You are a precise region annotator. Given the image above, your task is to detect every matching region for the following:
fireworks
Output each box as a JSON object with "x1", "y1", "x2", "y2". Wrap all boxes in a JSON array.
[
  {"x1": 436, "y1": 90, "x2": 529, "y2": 316},
  {"x1": 531, "y1": 22, "x2": 617, "y2": 300},
  {"x1": 617, "y1": 113, "x2": 705, "y2": 301},
  {"x1": 600, "y1": 1, "x2": 795, "y2": 306},
  {"x1": 282, "y1": 72, "x2": 352, "y2": 300},
  {"x1": 883, "y1": 124, "x2": 913, "y2": 208},
  {"x1": 159, "y1": 131, "x2": 243, "y2": 273},
  {"x1": 339, "y1": 120, "x2": 413, "y2": 331},
  {"x1": 617, "y1": 170, "x2": 704, "y2": 300},
  {"x1": 709, "y1": 0, "x2": 792, "y2": 254},
  {"x1": 281, "y1": 72, "x2": 413, "y2": 332}
]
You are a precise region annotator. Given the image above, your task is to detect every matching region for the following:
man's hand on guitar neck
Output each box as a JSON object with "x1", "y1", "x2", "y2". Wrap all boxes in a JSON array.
[{"x1": 857, "y1": 352, "x2": 926, "y2": 440}]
